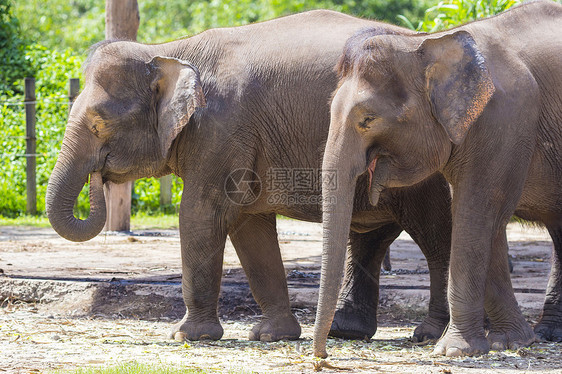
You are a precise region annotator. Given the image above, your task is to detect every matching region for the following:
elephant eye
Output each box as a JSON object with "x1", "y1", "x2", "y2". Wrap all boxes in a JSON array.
[
  {"x1": 358, "y1": 115, "x2": 377, "y2": 129},
  {"x1": 89, "y1": 115, "x2": 107, "y2": 138}
]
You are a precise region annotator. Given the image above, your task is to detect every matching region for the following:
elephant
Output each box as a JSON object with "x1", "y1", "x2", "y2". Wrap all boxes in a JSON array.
[
  {"x1": 314, "y1": 0, "x2": 562, "y2": 358},
  {"x1": 46, "y1": 10, "x2": 452, "y2": 343}
]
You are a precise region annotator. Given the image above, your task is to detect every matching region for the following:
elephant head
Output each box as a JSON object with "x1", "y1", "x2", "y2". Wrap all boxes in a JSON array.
[
  {"x1": 313, "y1": 30, "x2": 495, "y2": 357},
  {"x1": 46, "y1": 41, "x2": 205, "y2": 242}
]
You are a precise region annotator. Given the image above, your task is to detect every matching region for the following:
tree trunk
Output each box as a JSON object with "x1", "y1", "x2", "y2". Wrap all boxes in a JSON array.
[
  {"x1": 105, "y1": 0, "x2": 139, "y2": 40},
  {"x1": 103, "y1": 0, "x2": 139, "y2": 231}
]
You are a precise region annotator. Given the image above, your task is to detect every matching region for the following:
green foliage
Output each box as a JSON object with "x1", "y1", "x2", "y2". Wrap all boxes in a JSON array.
[
  {"x1": 132, "y1": 176, "x2": 183, "y2": 215},
  {"x1": 0, "y1": 0, "x2": 34, "y2": 94},
  {"x1": 13, "y1": 0, "x2": 105, "y2": 52},
  {"x1": 398, "y1": 0, "x2": 521, "y2": 31},
  {"x1": 180, "y1": 0, "x2": 431, "y2": 36},
  {"x1": 14, "y1": 0, "x2": 431, "y2": 51},
  {"x1": 0, "y1": 45, "x2": 85, "y2": 217},
  {"x1": 338, "y1": 0, "x2": 434, "y2": 26}
]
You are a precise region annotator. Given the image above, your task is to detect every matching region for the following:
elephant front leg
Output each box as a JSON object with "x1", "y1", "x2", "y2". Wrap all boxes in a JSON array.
[
  {"x1": 434, "y1": 215, "x2": 533, "y2": 356},
  {"x1": 484, "y1": 230, "x2": 535, "y2": 350},
  {"x1": 535, "y1": 226, "x2": 562, "y2": 342},
  {"x1": 229, "y1": 213, "x2": 301, "y2": 342},
  {"x1": 330, "y1": 224, "x2": 402, "y2": 340},
  {"x1": 170, "y1": 209, "x2": 227, "y2": 341}
]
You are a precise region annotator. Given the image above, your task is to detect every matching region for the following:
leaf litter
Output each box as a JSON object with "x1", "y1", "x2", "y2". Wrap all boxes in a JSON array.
[{"x1": 2, "y1": 304, "x2": 562, "y2": 373}]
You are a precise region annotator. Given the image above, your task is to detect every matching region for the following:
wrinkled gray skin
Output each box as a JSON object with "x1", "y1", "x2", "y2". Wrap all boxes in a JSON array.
[
  {"x1": 46, "y1": 10, "x2": 452, "y2": 343},
  {"x1": 315, "y1": 1, "x2": 562, "y2": 358}
]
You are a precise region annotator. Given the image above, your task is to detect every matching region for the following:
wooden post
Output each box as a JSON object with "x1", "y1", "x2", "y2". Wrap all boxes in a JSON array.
[
  {"x1": 68, "y1": 78, "x2": 80, "y2": 114},
  {"x1": 160, "y1": 175, "x2": 173, "y2": 206},
  {"x1": 104, "y1": 0, "x2": 139, "y2": 232},
  {"x1": 105, "y1": 0, "x2": 140, "y2": 39},
  {"x1": 104, "y1": 183, "x2": 132, "y2": 231},
  {"x1": 24, "y1": 78, "x2": 36, "y2": 215}
]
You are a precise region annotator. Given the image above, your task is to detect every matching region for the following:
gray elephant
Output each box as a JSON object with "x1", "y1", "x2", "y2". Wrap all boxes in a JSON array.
[
  {"x1": 46, "y1": 10, "x2": 451, "y2": 343},
  {"x1": 314, "y1": 1, "x2": 562, "y2": 358}
]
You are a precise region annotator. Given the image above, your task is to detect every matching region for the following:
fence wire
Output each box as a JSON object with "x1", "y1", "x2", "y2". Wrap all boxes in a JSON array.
[
  {"x1": 1, "y1": 97, "x2": 73, "y2": 106},
  {"x1": 1, "y1": 96, "x2": 72, "y2": 159}
]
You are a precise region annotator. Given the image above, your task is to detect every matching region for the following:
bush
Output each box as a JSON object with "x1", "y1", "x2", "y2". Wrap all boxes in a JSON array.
[
  {"x1": 14, "y1": 0, "x2": 432, "y2": 51},
  {"x1": 0, "y1": 45, "x2": 85, "y2": 217},
  {"x1": 0, "y1": 0, "x2": 33, "y2": 94},
  {"x1": 132, "y1": 176, "x2": 183, "y2": 216},
  {"x1": 398, "y1": 0, "x2": 521, "y2": 31}
]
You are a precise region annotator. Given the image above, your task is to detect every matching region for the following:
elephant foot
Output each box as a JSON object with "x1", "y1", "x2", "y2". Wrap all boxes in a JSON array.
[
  {"x1": 433, "y1": 325, "x2": 490, "y2": 357},
  {"x1": 535, "y1": 321, "x2": 562, "y2": 342},
  {"x1": 328, "y1": 306, "x2": 376, "y2": 340},
  {"x1": 487, "y1": 323, "x2": 536, "y2": 350},
  {"x1": 412, "y1": 314, "x2": 448, "y2": 342},
  {"x1": 170, "y1": 317, "x2": 224, "y2": 341},
  {"x1": 249, "y1": 314, "x2": 301, "y2": 342}
]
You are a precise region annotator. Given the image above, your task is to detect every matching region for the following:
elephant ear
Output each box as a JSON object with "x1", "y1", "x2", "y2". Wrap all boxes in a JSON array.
[
  {"x1": 149, "y1": 56, "x2": 206, "y2": 158},
  {"x1": 418, "y1": 30, "x2": 495, "y2": 145}
]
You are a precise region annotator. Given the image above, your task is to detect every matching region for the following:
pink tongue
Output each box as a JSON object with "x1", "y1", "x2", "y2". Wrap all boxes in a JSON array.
[{"x1": 368, "y1": 157, "x2": 378, "y2": 189}]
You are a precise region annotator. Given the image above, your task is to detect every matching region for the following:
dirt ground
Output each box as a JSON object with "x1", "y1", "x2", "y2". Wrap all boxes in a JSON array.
[{"x1": 1, "y1": 220, "x2": 561, "y2": 373}]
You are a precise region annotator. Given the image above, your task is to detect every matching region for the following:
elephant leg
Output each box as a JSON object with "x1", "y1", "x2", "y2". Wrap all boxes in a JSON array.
[
  {"x1": 434, "y1": 207, "x2": 533, "y2": 356},
  {"x1": 229, "y1": 213, "x2": 301, "y2": 341},
  {"x1": 535, "y1": 225, "x2": 562, "y2": 342},
  {"x1": 391, "y1": 177, "x2": 451, "y2": 342},
  {"x1": 170, "y1": 196, "x2": 228, "y2": 341},
  {"x1": 484, "y1": 229, "x2": 536, "y2": 350},
  {"x1": 329, "y1": 224, "x2": 402, "y2": 340},
  {"x1": 382, "y1": 247, "x2": 392, "y2": 271},
  {"x1": 405, "y1": 227, "x2": 451, "y2": 343}
]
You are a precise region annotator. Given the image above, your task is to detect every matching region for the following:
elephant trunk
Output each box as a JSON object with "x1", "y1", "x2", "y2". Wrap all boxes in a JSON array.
[
  {"x1": 46, "y1": 155, "x2": 106, "y2": 242},
  {"x1": 313, "y1": 129, "x2": 363, "y2": 358}
]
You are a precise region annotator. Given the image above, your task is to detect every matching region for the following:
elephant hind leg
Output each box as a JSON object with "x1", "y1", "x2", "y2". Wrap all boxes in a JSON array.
[
  {"x1": 229, "y1": 213, "x2": 300, "y2": 342},
  {"x1": 329, "y1": 224, "x2": 402, "y2": 340},
  {"x1": 534, "y1": 225, "x2": 562, "y2": 342},
  {"x1": 382, "y1": 248, "x2": 392, "y2": 271}
]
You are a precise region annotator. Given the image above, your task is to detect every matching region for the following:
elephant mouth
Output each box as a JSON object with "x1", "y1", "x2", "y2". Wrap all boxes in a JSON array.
[
  {"x1": 365, "y1": 147, "x2": 390, "y2": 206},
  {"x1": 365, "y1": 146, "x2": 385, "y2": 188},
  {"x1": 367, "y1": 157, "x2": 378, "y2": 189}
]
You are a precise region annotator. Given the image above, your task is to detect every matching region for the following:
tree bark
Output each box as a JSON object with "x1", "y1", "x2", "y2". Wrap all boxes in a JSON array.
[
  {"x1": 104, "y1": 0, "x2": 139, "y2": 231},
  {"x1": 105, "y1": 0, "x2": 139, "y2": 40}
]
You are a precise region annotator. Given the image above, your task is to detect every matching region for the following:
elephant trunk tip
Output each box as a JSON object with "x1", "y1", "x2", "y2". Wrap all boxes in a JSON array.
[{"x1": 313, "y1": 343, "x2": 328, "y2": 359}]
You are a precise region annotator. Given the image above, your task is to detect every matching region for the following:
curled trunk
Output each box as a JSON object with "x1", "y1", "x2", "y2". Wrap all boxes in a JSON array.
[{"x1": 46, "y1": 160, "x2": 106, "y2": 242}]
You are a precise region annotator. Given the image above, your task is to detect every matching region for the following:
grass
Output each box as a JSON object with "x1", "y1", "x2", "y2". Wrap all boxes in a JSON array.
[
  {"x1": 0, "y1": 215, "x2": 51, "y2": 227},
  {"x1": 130, "y1": 213, "x2": 178, "y2": 230},
  {"x1": 56, "y1": 362, "x2": 206, "y2": 374},
  {"x1": 0, "y1": 214, "x2": 179, "y2": 230},
  {"x1": 0, "y1": 213, "x2": 296, "y2": 229}
]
